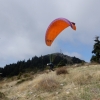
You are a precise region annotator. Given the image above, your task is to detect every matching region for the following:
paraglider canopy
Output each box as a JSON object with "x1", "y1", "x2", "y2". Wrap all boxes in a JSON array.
[{"x1": 45, "y1": 18, "x2": 76, "y2": 46}]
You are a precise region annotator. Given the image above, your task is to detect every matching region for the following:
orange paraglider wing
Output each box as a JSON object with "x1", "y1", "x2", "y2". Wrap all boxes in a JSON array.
[{"x1": 45, "y1": 18, "x2": 76, "y2": 46}]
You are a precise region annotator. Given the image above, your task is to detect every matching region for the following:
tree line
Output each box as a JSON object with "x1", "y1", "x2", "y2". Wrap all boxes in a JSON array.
[{"x1": 0, "y1": 53, "x2": 84, "y2": 77}]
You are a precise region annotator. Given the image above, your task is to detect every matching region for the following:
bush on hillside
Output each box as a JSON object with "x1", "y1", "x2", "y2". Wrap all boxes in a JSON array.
[
  {"x1": 56, "y1": 67, "x2": 68, "y2": 75},
  {"x1": 37, "y1": 77, "x2": 59, "y2": 92}
]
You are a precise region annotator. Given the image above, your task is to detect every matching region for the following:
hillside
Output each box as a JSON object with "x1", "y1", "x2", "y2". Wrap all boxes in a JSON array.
[
  {"x1": 0, "y1": 63, "x2": 100, "y2": 100},
  {"x1": 49, "y1": 53, "x2": 85, "y2": 64},
  {"x1": 0, "y1": 53, "x2": 85, "y2": 77}
]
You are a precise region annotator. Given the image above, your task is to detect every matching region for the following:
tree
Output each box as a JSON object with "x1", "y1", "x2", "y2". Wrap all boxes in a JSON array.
[{"x1": 90, "y1": 36, "x2": 100, "y2": 63}]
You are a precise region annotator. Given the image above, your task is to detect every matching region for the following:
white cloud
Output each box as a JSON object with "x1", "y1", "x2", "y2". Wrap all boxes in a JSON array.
[{"x1": 0, "y1": 0, "x2": 100, "y2": 67}]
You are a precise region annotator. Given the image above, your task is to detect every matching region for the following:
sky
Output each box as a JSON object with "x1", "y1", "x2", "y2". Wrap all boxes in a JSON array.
[{"x1": 0, "y1": 0, "x2": 100, "y2": 67}]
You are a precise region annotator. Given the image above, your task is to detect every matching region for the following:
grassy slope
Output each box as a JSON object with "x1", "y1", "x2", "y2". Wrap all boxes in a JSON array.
[{"x1": 0, "y1": 64, "x2": 100, "y2": 100}]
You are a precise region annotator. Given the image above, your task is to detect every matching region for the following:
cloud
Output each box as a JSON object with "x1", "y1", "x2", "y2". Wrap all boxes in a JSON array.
[{"x1": 0, "y1": 0, "x2": 100, "y2": 67}]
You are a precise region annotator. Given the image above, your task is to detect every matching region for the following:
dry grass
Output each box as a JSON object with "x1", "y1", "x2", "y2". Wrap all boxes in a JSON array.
[
  {"x1": 72, "y1": 72, "x2": 92, "y2": 85},
  {"x1": 0, "y1": 64, "x2": 100, "y2": 100},
  {"x1": 56, "y1": 66, "x2": 68, "y2": 75},
  {"x1": 37, "y1": 77, "x2": 59, "y2": 92},
  {"x1": 0, "y1": 92, "x2": 8, "y2": 100},
  {"x1": 92, "y1": 71, "x2": 100, "y2": 81}
]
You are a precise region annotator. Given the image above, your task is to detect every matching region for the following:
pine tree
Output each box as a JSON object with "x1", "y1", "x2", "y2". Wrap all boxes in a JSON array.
[{"x1": 90, "y1": 36, "x2": 100, "y2": 63}]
